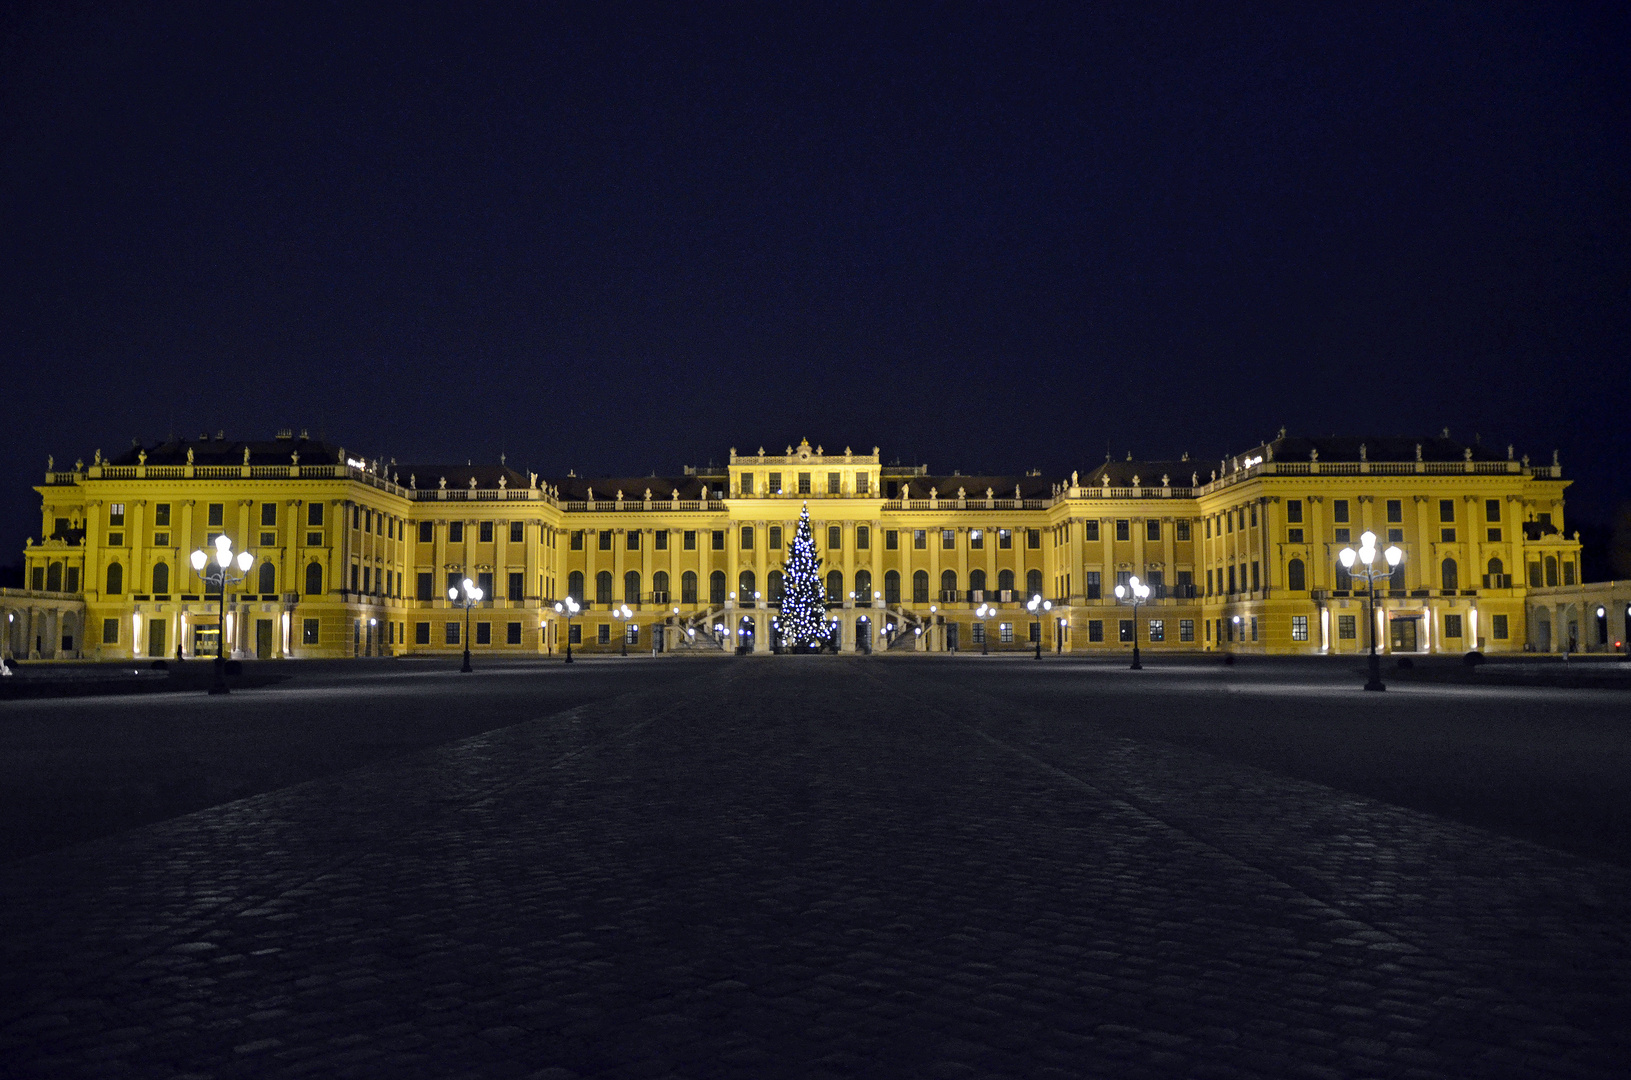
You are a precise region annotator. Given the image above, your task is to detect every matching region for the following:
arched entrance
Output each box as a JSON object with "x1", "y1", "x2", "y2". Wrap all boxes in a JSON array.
[
  {"x1": 856, "y1": 615, "x2": 872, "y2": 653},
  {"x1": 737, "y1": 615, "x2": 755, "y2": 655}
]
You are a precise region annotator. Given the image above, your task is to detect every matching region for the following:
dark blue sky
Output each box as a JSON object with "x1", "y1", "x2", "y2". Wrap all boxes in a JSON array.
[{"x1": 3, "y1": 3, "x2": 1627, "y2": 564}]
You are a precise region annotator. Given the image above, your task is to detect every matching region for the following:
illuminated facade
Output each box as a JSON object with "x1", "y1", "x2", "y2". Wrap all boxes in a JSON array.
[{"x1": 9, "y1": 431, "x2": 1586, "y2": 661}]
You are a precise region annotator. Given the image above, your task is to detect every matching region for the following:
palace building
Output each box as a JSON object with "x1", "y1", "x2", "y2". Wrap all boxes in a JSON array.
[{"x1": 7, "y1": 430, "x2": 1599, "y2": 662}]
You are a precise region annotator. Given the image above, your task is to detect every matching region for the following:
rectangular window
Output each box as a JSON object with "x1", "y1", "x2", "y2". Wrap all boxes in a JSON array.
[
  {"x1": 1251, "y1": 562, "x2": 1260, "y2": 591},
  {"x1": 798, "y1": 472, "x2": 812, "y2": 494},
  {"x1": 414, "y1": 621, "x2": 430, "y2": 644},
  {"x1": 598, "y1": 530, "x2": 612, "y2": 551},
  {"x1": 508, "y1": 572, "x2": 523, "y2": 602},
  {"x1": 1444, "y1": 614, "x2": 1462, "y2": 639},
  {"x1": 625, "y1": 623, "x2": 639, "y2": 645},
  {"x1": 417, "y1": 572, "x2": 433, "y2": 601},
  {"x1": 856, "y1": 526, "x2": 869, "y2": 549},
  {"x1": 1179, "y1": 619, "x2": 1194, "y2": 643},
  {"x1": 510, "y1": 521, "x2": 524, "y2": 543},
  {"x1": 683, "y1": 530, "x2": 697, "y2": 550},
  {"x1": 106, "y1": 503, "x2": 125, "y2": 526},
  {"x1": 446, "y1": 572, "x2": 461, "y2": 596},
  {"x1": 1119, "y1": 619, "x2": 1134, "y2": 643},
  {"x1": 445, "y1": 622, "x2": 460, "y2": 645},
  {"x1": 997, "y1": 529, "x2": 1011, "y2": 549},
  {"x1": 1286, "y1": 500, "x2": 1303, "y2": 523},
  {"x1": 1486, "y1": 499, "x2": 1502, "y2": 523},
  {"x1": 1028, "y1": 620, "x2": 1041, "y2": 643},
  {"x1": 999, "y1": 622, "x2": 1013, "y2": 643},
  {"x1": 1492, "y1": 614, "x2": 1509, "y2": 640},
  {"x1": 1027, "y1": 528, "x2": 1041, "y2": 549},
  {"x1": 1146, "y1": 519, "x2": 1160, "y2": 542},
  {"x1": 712, "y1": 530, "x2": 725, "y2": 550},
  {"x1": 1226, "y1": 512, "x2": 1233, "y2": 534},
  {"x1": 258, "y1": 503, "x2": 275, "y2": 527},
  {"x1": 1564, "y1": 561, "x2": 1576, "y2": 586},
  {"x1": 1333, "y1": 500, "x2": 1349, "y2": 524},
  {"x1": 1386, "y1": 499, "x2": 1403, "y2": 524},
  {"x1": 1291, "y1": 615, "x2": 1308, "y2": 641},
  {"x1": 475, "y1": 622, "x2": 491, "y2": 645},
  {"x1": 914, "y1": 529, "x2": 927, "y2": 549},
  {"x1": 477, "y1": 571, "x2": 494, "y2": 598},
  {"x1": 1287, "y1": 528, "x2": 1304, "y2": 543},
  {"x1": 416, "y1": 521, "x2": 431, "y2": 543},
  {"x1": 302, "y1": 504, "x2": 323, "y2": 531},
  {"x1": 507, "y1": 622, "x2": 522, "y2": 645},
  {"x1": 1088, "y1": 620, "x2": 1104, "y2": 643},
  {"x1": 828, "y1": 472, "x2": 841, "y2": 494},
  {"x1": 741, "y1": 526, "x2": 754, "y2": 550},
  {"x1": 571, "y1": 530, "x2": 584, "y2": 550},
  {"x1": 206, "y1": 503, "x2": 223, "y2": 527},
  {"x1": 655, "y1": 530, "x2": 668, "y2": 550},
  {"x1": 627, "y1": 530, "x2": 641, "y2": 551},
  {"x1": 885, "y1": 529, "x2": 898, "y2": 550},
  {"x1": 1439, "y1": 499, "x2": 1455, "y2": 523},
  {"x1": 1487, "y1": 528, "x2": 1502, "y2": 542},
  {"x1": 597, "y1": 623, "x2": 610, "y2": 644},
  {"x1": 449, "y1": 522, "x2": 464, "y2": 543},
  {"x1": 568, "y1": 624, "x2": 581, "y2": 644},
  {"x1": 259, "y1": 531, "x2": 276, "y2": 546},
  {"x1": 827, "y1": 525, "x2": 841, "y2": 549},
  {"x1": 102, "y1": 618, "x2": 119, "y2": 644},
  {"x1": 154, "y1": 532, "x2": 169, "y2": 547},
  {"x1": 153, "y1": 503, "x2": 171, "y2": 526},
  {"x1": 971, "y1": 622, "x2": 985, "y2": 644},
  {"x1": 1441, "y1": 528, "x2": 1456, "y2": 543},
  {"x1": 1335, "y1": 527, "x2": 1351, "y2": 543},
  {"x1": 740, "y1": 473, "x2": 753, "y2": 495},
  {"x1": 969, "y1": 529, "x2": 983, "y2": 549},
  {"x1": 1176, "y1": 520, "x2": 1191, "y2": 541},
  {"x1": 1148, "y1": 619, "x2": 1164, "y2": 642},
  {"x1": 942, "y1": 529, "x2": 955, "y2": 550},
  {"x1": 1205, "y1": 518, "x2": 1213, "y2": 539},
  {"x1": 1228, "y1": 566, "x2": 1237, "y2": 593},
  {"x1": 856, "y1": 473, "x2": 869, "y2": 494},
  {"x1": 1251, "y1": 616, "x2": 1259, "y2": 641},
  {"x1": 1115, "y1": 519, "x2": 1130, "y2": 542},
  {"x1": 1086, "y1": 571, "x2": 1101, "y2": 600},
  {"x1": 769, "y1": 526, "x2": 783, "y2": 549},
  {"x1": 1387, "y1": 528, "x2": 1404, "y2": 543},
  {"x1": 769, "y1": 472, "x2": 782, "y2": 494}
]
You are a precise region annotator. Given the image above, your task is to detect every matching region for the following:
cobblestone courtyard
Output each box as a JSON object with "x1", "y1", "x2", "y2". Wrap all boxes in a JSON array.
[{"x1": 2, "y1": 657, "x2": 1629, "y2": 1078}]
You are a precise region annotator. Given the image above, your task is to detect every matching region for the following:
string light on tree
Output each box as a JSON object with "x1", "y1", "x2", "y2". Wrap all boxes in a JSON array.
[{"x1": 779, "y1": 503, "x2": 834, "y2": 652}]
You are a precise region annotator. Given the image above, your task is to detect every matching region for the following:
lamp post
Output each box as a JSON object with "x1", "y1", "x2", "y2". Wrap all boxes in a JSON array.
[
  {"x1": 1113, "y1": 575, "x2": 1151, "y2": 670},
  {"x1": 554, "y1": 596, "x2": 579, "y2": 662},
  {"x1": 1027, "y1": 594, "x2": 1053, "y2": 659},
  {"x1": 1338, "y1": 530, "x2": 1404, "y2": 691},
  {"x1": 976, "y1": 602, "x2": 993, "y2": 654},
  {"x1": 448, "y1": 576, "x2": 483, "y2": 672},
  {"x1": 190, "y1": 535, "x2": 254, "y2": 694},
  {"x1": 615, "y1": 603, "x2": 632, "y2": 656}
]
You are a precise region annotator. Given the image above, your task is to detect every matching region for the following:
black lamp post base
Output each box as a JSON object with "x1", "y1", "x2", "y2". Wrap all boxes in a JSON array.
[{"x1": 460, "y1": 648, "x2": 472, "y2": 673}]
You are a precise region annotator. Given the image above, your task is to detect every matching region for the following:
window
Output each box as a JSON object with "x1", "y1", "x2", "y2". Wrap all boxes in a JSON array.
[
  {"x1": 971, "y1": 622, "x2": 986, "y2": 645},
  {"x1": 149, "y1": 503, "x2": 170, "y2": 528},
  {"x1": 571, "y1": 530, "x2": 584, "y2": 550},
  {"x1": 1205, "y1": 518, "x2": 1212, "y2": 539},
  {"x1": 941, "y1": 529, "x2": 955, "y2": 550},
  {"x1": 652, "y1": 570, "x2": 669, "y2": 602},
  {"x1": 681, "y1": 571, "x2": 698, "y2": 604},
  {"x1": 1149, "y1": 620, "x2": 1164, "y2": 642},
  {"x1": 970, "y1": 529, "x2": 983, "y2": 550},
  {"x1": 1228, "y1": 566, "x2": 1237, "y2": 594},
  {"x1": 712, "y1": 530, "x2": 724, "y2": 551},
  {"x1": 506, "y1": 622, "x2": 522, "y2": 645},
  {"x1": 1027, "y1": 529, "x2": 1041, "y2": 549},
  {"x1": 1083, "y1": 520, "x2": 1098, "y2": 542},
  {"x1": 683, "y1": 530, "x2": 696, "y2": 550},
  {"x1": 597, "y1": 624, "x2": 610, "y2": 644},
  {"x1": 1338, "y1": 615, "x2": 1356, "y2": 640},
  {"x1": 1118, "y1": 619, "x2": 1133, "y2": 643},
  {"x1": 625, "y1": 623, "x2": 639, "y2": 645},
  {"x1": 103, "y1": 617, "x2": 119, "y2": 644},
  {"x1": 1251, "y1": 616, "x2": 1259, "y2": 641},
  {"x1": 969, "y1": 569, "x2": 987, "y2": 595},
  {"x1": 1179, "y1": 619, "x2": 1194, "y2": 642},
  {"x1": 940, "y1": 569, "x2": 957, "y2": 599},
  {"x1": 1386, "y1": 499, "x2": 1403, "y2": 524},
  {"x1": 414, "y1": 572, "x2": 431, "y2": 601},
  {"x1": 258, "y1": 563, "x2": 276, "y2": 594},
  {"x1": 300, "y1": 504, "x2": 321, "y2": 530},
  {"x1": 912, "y1": 570, "x2": 929, "y2": 603},
  {"x1": 1286, "y1": 500, "x2": 1303, "y2": 524},
  {"x1": 741, "y1": 526, "x2": 754, "y2": 550},
  {"x1": 625, "y1": 571, "x2": 641, "y2": 604},
  {"x1": 509, "y1": 572, "x2": 524, "y2": 602},
  {"x1": 206, "y1": 503, "x2": 223, "y2": 527},
  {"x1": 709, "y1": 570, "x2": 726, "y2": 604},
  {"x1": 769, "y1": 472, "x2": 782, "y2": 494},
  {"x1": 1088, "y1": 620, "x2": 1104, "y2": 643},
  {"x1": 1291, "y1": 615, "x2": 1308, "y2": 641},
  {"x1": 1335, "y1": 527, "x2": 1351, "y2": 544},
  {"x1": 1332, "y1": 500, "x2": 1349, "y2": 524},
  {"x1": 1086, "y1": 571, "x2": 1101, "y2": 600},
  {"x1": 1492, "y1": 614, "x2": 1509, "y2": 640},
  {"x1": 1146, "y1": 520, "x2": 1160, "y2": 542},
  {"x1": 828, "y1": 472, "x2": 841, "y2": 494},
  {"x1": 448, "y1": 522, "x2": 464, "y2": 543},
  {"x1": 1287, "y1": 528, "x2": 1304, "y2": 543},
  {"x1": 1286, "y1": 558, "x2": 1305, "y2": 591},
  {"x1": 445, "y1": 622, "x2": 460, "y2": 645},
  {"x1": 567, "y1": 571, "x2": 584, "y2": 602},
  {"x1": 1116, "y1": 519, "x2": 1130, "y2": 542},
  {"x1": 654, "y1": 529, "x2": 668, "y2": 550},
  {"x1": 856, "y1": 525, "x2": 869, "y2": 550},
  {"x1": 999, "y1": 622, "x2": 1014, "y2": 643},
  {"x1": 914, "y1": 529, "x2": 927, "y2": 549},
  {"x1": 770, "y1": 526, "x2": 783, "y2": 549},
  {"x1": 106, "y1": 562, "x2": 123, "y2": 594},
  {"x1": 1487, "y1": 527, "x2": 1503, "y2": 542},
  {"x1": 301, "y1": 563, "x2": 321, "y2": 596},
  {"x1": 568, "y1": 624, "x2": 581, "y2": 645},
  {"x1": 628, "y1": 530, "x2": 641, "y2": 550},
  {"x1": 410, "y1": 621, "x2": 428, "y2": 645},
  {"x1": 510, "y1": 521, "x2": 524, "y2": 543},
  {"x1": 1440, "y1": 528, "x2": 1456, "y2": 543},
  {"x1": 598, "y1": 530, "x2": 612, "y2": 551},
  {"x1": 151, "y1": 562, "x2": 170, "y2": 594},
  {"x1": 1387, "y1": 528, "x2": 1404, "y2": 544},
  {"x1": 798, "y1": 472, "x2": 811, "y2": 494},
  {"x1": 105, "y1": 503, "x2": 125, "y2": 527},
  {"x1": 995, "y1": 529, "x2": 1011, "y2": 550},
  {"x1": 595, "y1": 571, "x2": 613, "y2": 605},
  {"x1": 740, "y1": 473, "x2": 753, "y2": 495},
  {"x1": 826, "y1": 571, "x2": 843, "y2": 604},
  {"x1": 1251, "y1": 562, "x2": 1260, "y2": 591},
  {"x1": 1250, "y1": 506, "x2": 1258, "y2": 527},
  {"x1": 1563, "y1": 561, "x2": 1576, "y2": 586},
  {"x1": 414, "y1": 521, "x2": 429, "y2": 543},
  {"x1": 476, "y1": 622, "x2": 492, "y2": 645},
  {"x1": 1444, "y1": 614, "x2": 1462, "y2": 639},
  {"x1": 885, "y1": 529, "x2": 898, "y2": 550},
  {"x1": 1441, "y1": 558, "x2": 1458, "y2": 591},
  {"x1": 1486, "y1": 499, "x2": 1502, "y2": 523},
  {"x1": 1433, "y1": 500, "x2": 1453, "y2": 524},
  {"x1": 767, "y1": 570, "x2": 783, "y2": 603},
  {"x1": 257, "y1": 503, "x2": 275, "y2": 528},
  {"x1": 1529, "y1": 562, "x2": 1542, "y2": 588},
  {"x1": 884, "y1": 570, "x2": 900, "y2": 605},
  {"x1": 1027, "y1": 568, "x2": 1042, "y2": 598},
  {"x1": 1176, "y1": 520, "x2": 1191, "y2": 541}
]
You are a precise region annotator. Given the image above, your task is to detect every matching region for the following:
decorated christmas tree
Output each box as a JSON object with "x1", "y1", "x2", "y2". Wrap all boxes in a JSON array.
[{"x1": 778, "y1": 503, "x2": 833, "y2": 651}]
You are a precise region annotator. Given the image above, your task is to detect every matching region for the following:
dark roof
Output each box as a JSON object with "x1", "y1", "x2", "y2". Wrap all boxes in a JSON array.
[
  {"x1": 1235, "y1": 435, "x2": 1510, "y2": 466},
  {"x1": 899, "y1": 474, "x2": 1055, "y2": 499},
  {"x1": 1076, "y1": 460, "x2": 1202, "y2": 488},
  {"x1": 402, "y1": 464, "x2": 532, "y2": 491},
  {"x1": 111, "y1": 436, "x2": 345, "y2": 468}
]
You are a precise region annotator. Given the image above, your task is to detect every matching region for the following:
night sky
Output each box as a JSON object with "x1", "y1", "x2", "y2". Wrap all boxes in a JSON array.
[{"x1": 3, "y1": 3, "x2": 1627, "y2": 568}]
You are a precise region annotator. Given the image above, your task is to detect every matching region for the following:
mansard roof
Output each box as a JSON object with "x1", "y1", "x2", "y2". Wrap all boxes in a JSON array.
[
  {"x1": 1237, "y1": 434, "x2": 1509, "y2": 466},
  {"x1": 900, "y1": 474, "x2": 1055, "y2": 499},
  {"x1": 109, "y1": 436, "x2": 345, "y2": 467},
  {"x1": 1078, "y1": 460, "x2": 1201, "y2": 488},
  {"x1": 402, "y1": 464, "x2": 532, "y2": 491}
]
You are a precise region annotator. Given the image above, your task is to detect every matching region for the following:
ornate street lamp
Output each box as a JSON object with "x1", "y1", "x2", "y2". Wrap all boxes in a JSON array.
[
  {"x1": 553, "y1": 596, "x2": 580, "y2": 663},
  {"x1": 1339, "y1": 530, "x2": 1404, "y2": 691},
  {"x1": 190, "y1": 535, "x2": 254, "y2": 694},
  {"x1": 614, "y1": 603, "x2": 633, "y2": 655},
  {"x1": 976, "y1": 602, "x2": 994, "y2": 654},
  {"x1": 1114, "y1": 575, "x2": 1151, "y2": 670},
  {"x1": 448, "y1": 576, "x2": 483, "y2": 672},
  {"x1": 1027, "y1": 593, "x2": 1053, "y2": 660}
]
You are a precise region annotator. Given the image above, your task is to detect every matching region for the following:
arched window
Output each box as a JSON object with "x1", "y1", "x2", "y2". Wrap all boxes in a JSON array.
[
  {"x1": 1487, "y1": 556, "x2": 1504, "y2": 577},
  {"x1": 681, "y1": 571, "x2": 698, "y2": 604},
  {"x1": 1026, "y1": 568, "x2": 1043, "y2": 599},
  {"x1": 739, "y1": 570, "x2": 755, "y2": 601},
  {"x1": 826, "y1": 570, "x2": 843, "y2": 604},
  {"x1": 305, "y1": 562, "x2": 324, "y2": 595},
  {"x1": 1441, "y1": 558, "x2": 1458, "y2": 592},
  {"x1": 653, "y1": 570, "x2": 669, "y2": 600},
  {"x1": 912, "y1": 569, "x2": 929, "y2": 603},
  {"x1": 855, "y1": 569, "x2": 871, "y2": 602},
  {"x1": 624, "y1": 570, "x2": 641, "y2": 604},
  {"x1": 151, "y1": 562, "x2": 169, "y2": 594},
  {"x1": 969, "y1": 568, "x2": 987, "y2": 595},
  {"x1": 1286, "y1": 558, "x2": 1305, "y2": 591},
  {"x1": 997, "y1": 568, "x2": 1014, "y2": 594},
  {"x1": 1544, "y1": 555, "x2": 1558, "y2": 587},
  {"x1": 940, "y1": 569, "x2": 957, "y2": 600},
  {"x1": 258, "y1": 562, "x2": 276, "y2": 594},
  {"x1": 1334, "y1": 563, "x2": 1351, "y2": 591},
  {"x1": 709, "y1": 570, "x2": 726, "y2": 605},
  {"x1": 768, "y1": 570, "x2": 784, "y2": 603},
  {"x1": 46, "y1": 561, "x2": 63, "y2": 592},
  {"x1": 884, "y1": 570, "x2": 900, "y2": 605},
  {"x1": 567, "y1": 570, "x2": 584, "y2": 602},
  {"x1": 595, "y1": 570, "x2": 613, "y2": 605},
  {"x1": 105, "y1": 562, "x2": 123, "y2": 595}
]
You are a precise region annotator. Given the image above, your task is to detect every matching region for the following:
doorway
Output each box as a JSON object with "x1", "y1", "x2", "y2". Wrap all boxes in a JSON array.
[
  {"x1": 856, "y1": 617, "x2": 871, "y2": 654},
  {"x1": 1389, "y1": 617, "x2": 1419, "y2": 653},
  {"x1": 946, "y1": 622, "x2": 959, "y2": 651},
  {"x1": 148, "y1": 618, "x2": 167, "y2": 658},
  {"x1": 256, "y1": 619, "x2": 274, "y2": 660}
]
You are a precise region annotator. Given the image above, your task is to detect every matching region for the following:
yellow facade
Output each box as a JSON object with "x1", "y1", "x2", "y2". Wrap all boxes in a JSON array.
[{"x1": 12, "y1": 433, "x2": 1581, "y2": 661}]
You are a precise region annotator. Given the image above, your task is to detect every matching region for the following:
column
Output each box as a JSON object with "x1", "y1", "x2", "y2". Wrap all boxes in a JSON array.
[
  {"x1": 130, "y1": 501, "x2": 147, "y2": 595},
  {"x1": 495, "y1": 517, "x2": 509, "y2": 608},
  {"x1": 1097, "y1": 516, "x2": 1112, "y2": 603}
]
